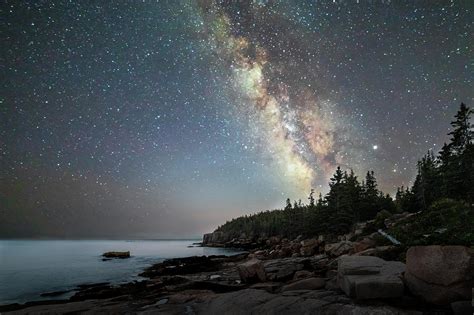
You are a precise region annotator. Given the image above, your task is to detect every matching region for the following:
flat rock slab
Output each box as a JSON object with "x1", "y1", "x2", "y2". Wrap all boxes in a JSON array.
[
  {"x1": 281, "y1": 277, "x2": 326, "y2": 292},
  {"x1": 338, "y1": 255, "x2": 383, "y2": 275},
  {"x1": 337, "y1": 255, "x2": 405, "y2": 300},
  {"x1": 202, "y1": 288, "x2": 421, "y2": 315}
]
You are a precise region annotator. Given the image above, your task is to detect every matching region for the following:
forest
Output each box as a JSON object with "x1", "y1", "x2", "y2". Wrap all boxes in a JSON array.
[{"x1": 216, "y1": 103, "x2": 473, "y2": 244}]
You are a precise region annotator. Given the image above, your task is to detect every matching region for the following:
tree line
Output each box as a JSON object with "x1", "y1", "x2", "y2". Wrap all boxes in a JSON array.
[{"x1": 216, "y1": 103, "x2": 473, "y2": 240}]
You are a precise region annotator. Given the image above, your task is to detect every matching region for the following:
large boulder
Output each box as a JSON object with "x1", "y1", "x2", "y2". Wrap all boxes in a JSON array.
[
  {"x1": 353, "y1": 238, "x2": 376, "y2": 253},
  {"x1": 325, "y1": 241, "x2": 354, "y2": 257},
  {"x1": 337, "y1": 255, "x2": 405, "y2": 300},
  {"x1": 266, "y1": 236, "x2": 281, "y2": 247},
  {"x1": 264, "y1": 257, "x2": 308, "y2": 281},
  {"x1": 237, "y1": 259, "x2": 266, "y2": 283},
  {"x1": 299, "y1": 238, "x2": 320, "y2": 256},
  {"x1": 281, "y1": 277, "x2": 326, "y2": 292},
  {"x1": 405, "y1": 245, "x2": 474, "y2": 305}
]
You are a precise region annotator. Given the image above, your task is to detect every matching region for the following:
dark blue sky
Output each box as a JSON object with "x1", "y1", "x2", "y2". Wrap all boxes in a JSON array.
[{"x1": 1, "y1": 1, "x2": 472, "y2": 238}]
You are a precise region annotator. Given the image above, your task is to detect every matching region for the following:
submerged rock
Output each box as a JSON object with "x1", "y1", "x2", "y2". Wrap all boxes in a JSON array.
[
  {"x1": 140, "y1": 255, "x2": 233, "y2": 278},
  {"x1": 40, "y1": 290, "x2": 71, "y2": 297}
]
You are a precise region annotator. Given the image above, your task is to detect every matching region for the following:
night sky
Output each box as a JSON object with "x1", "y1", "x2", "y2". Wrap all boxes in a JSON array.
[{"x1": 1, "y1": 1, "x2": 472, "y2": 238}]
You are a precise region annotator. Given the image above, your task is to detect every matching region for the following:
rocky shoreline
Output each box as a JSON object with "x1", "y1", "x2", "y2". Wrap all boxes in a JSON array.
[
  {"x1": 1, "y1": 212, "x2": 472, "y2": 314},
  {"x1": 1, "y1": 242, "x2": 472, "y2": 314}
]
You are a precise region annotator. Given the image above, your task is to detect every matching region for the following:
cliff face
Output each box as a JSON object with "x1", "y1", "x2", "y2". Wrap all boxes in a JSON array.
[
  {"x1": 202, "y1": 231, "x2": 260, "y2": 249},
  {"x1": 202, "y1": 231, "x2": 228, "y2": 246}
]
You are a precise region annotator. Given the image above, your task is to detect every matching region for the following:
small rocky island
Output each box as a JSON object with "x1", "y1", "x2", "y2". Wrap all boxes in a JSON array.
[{"x1": 102, "y1": 251, "x2": 131, "y2": 259}]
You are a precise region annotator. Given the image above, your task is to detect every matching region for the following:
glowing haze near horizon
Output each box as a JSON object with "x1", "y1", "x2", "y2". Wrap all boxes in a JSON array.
[{"x1": 1, "y1": 1, "x2": 472, "y2": 238}]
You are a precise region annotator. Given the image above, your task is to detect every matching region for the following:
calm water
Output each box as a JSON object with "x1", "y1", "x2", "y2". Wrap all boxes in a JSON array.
[{"x1": 0, "y1": 240, "x2": 241, "y2": 305}]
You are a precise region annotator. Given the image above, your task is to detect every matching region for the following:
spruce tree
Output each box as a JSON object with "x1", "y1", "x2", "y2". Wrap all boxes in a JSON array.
[
  {"x1": 360, "y1": 171, "x2": 379, "y2": 220},
  {"x1": 308, "y1": 189, "x2": 315, "y2": 207},
  {"x1": 437, "y1": 143, "x2": 452, "y2": 198},
  {"x1": 344, "y1": 169, "x2": 362, "y2": 222},
  {"x1": 447, "y1": 103, "x2": 473, "y2": 200},
  {"x1": 448, "y1": 103, "x2": 473, "y2": 155}
]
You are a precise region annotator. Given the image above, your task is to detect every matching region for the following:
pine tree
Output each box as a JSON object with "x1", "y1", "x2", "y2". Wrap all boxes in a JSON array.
[
  {"x1": 447, "y1": 103, "x2": 473, "y2": 200},
  {"x1": 317, "y1": 193, "x2": 324, "y2": 206},
  {"x1": 365, "y1": 171, "x2": 378, "y2": 199},
  {"x1": 326, "y1": 166, "x2": 344, "y2": 212},
  {"x1": 463, "y1": 143, "x2": 474, "y2": 202},
  {"x1": 360, "y1": 171, "x2": 379, "y2": 220},
  {"x1": 325, "y1": 167, "x2": 358, "y2": 233},
  {"x1": 308, "y1": 189, "x2": 315, "y2": 207},
  {"x1": 412, "y1": 151, "x2": 440, "y2": 211},
  {"x1": 448, "y1": 103, "x2": 473, "y2": 155},
  {"x1": 437, "y1": 143, "x2": 452, "y2": 198},
  {"x1": 344, "y1": 169, "x2": 362, "y2": 222}
]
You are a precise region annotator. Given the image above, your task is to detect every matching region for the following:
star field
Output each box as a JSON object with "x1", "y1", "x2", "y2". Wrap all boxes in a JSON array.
[{"x1": 1, "y1": 1, "x2": 472, "y2": 238}]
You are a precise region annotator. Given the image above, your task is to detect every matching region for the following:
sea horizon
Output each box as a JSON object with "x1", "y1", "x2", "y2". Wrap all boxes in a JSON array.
[{"x1": 0, "y1": 237, "x2": 204, "y2": 241}]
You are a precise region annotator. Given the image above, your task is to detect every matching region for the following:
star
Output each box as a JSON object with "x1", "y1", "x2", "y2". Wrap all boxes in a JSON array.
[{"x1": 1, "y1": 1, "x2": 472, "y2": 238}]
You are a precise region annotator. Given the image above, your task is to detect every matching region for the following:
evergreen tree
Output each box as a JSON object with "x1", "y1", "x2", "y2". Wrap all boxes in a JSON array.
[
  {"x1": 365, "y1": 171, "x2": 378, "y2": 199},
  {"x1": 463, "y1": 143, "x2": 474, "y2": 202},
  {"x1": 446, "y1": 103, "x2": 473, "y2": 200},
  {"x1": 437, "y1": 143, "x2": 452, "y2": 198},
  {"x1": 317, "y1": 193, "x2": 324, "y2": 206},
  {"x1": 343, "y1": 169, "x2": 362, "y2": 222},
  {"x1": 326, "y1": 166, "x2": 344, "y2": 211},
  {"x1": 215, "y1": 104, "x2": 471, "y2": 242},
  {"x1": 308, "y1": 189, "x2": 315, "y2": 207},
  {"x1": 448, "y1": 103, "x2": 473, "y2": 154},
  {"x1": 412, "y1": 151, "x2": 440, "y2": 211},
  {"x1": 325, "y1": 167, "x2": 354, "y2": 233},
  {"x1": 360, "y1": 171, "x2": 380, "y2": 220}
]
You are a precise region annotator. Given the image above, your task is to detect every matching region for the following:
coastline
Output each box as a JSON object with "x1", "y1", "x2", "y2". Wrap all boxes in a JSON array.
[
  {"x1": 0, "y1": 239, "x2": 240, "y2": 308},
  {"x1": 0, "y1": 251, "x2": 250, "y2": 313},
  {"x1": 2, "y1": 240, "x2": 471, "y2": 314},
  {"x1": 2, "y1": 213, "x2": 472, "y2": 314}
]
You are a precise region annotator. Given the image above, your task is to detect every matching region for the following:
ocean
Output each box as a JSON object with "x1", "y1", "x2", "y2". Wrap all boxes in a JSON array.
[{"x1": 0, "y1": 239, "x2": 241, "y2": 305}]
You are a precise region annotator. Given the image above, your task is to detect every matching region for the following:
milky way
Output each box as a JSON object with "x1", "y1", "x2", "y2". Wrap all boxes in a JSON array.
[
  {"x1": 1, "y1": 1, "x2": 472, "y2": 238},
  {"x1": 199, "y1": 1, "x2": 365, "y2": 192}
]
